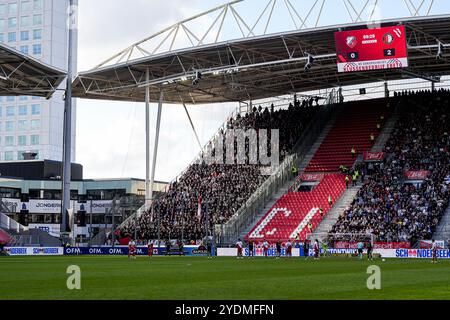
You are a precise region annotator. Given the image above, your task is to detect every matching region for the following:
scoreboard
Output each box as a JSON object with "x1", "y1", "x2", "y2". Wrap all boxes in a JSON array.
[{"x1": 335, "y1": 25, "x2": 408, "y2": 73}]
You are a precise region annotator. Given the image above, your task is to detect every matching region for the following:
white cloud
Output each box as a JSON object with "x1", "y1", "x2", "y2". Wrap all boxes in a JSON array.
[{"x1": 77, "y1": 0, "x2": 203, "y2": 70}]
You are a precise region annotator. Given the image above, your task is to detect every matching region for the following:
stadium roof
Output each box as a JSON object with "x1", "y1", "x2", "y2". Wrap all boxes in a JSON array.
[
  {"x1": 72, "y1": 4, "x2": 450, "y2": 104},
  {"x1": 0, "y1": 43, "x2": 66, "y2": 99}
]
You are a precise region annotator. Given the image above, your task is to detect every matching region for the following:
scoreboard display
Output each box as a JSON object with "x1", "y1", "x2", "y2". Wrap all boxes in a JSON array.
[{"x1": 335, "y1": 25, "x2": 408, "y2": 73}]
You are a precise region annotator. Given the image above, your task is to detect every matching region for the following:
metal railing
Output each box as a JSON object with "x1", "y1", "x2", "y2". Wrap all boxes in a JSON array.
[
  {"x1": 8, "y1": 235, "x2": 40, "y2": 247},
  {"x1": 88, "y1": 195, "x2": 144, "y2": 245}
]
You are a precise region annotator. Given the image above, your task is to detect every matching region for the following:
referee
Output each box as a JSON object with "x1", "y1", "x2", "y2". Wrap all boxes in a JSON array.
[
  {"x1": 276, "y1": 240, "x2": 282, "y2": 258},
  {"x1": 303, "y1": 240, "x2": 309, "y2": 259}
]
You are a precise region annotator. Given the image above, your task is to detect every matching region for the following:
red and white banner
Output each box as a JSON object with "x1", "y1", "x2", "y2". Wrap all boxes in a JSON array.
[
  {"x1": 335, "y1": 25, "x2": 408, "y2": 73},
  {"x1": 300, "y1": 174, "x2": 324, "y2": 182},
  {"x1": 363, "y1": 152, "x2": 386, "y2": 162},
  {"x1": 334, "y1": 242, "x2": 410, "y2": 249},
  {"x1": 404, "y1": 170, "x2": 430, "y2": 180},
  {"x1": 419, "y1": 240, "x2": 445, "y2": 249}
]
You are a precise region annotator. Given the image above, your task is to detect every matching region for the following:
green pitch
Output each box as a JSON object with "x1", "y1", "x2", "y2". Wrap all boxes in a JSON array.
[{"x1": 1, "y1": 256, "x2": 449, "y2": 300}]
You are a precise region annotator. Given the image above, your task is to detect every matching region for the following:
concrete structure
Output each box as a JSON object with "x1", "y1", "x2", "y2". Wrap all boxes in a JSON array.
[{"x1": 0, "y1": 0, "x2": 76, "y2": 162}]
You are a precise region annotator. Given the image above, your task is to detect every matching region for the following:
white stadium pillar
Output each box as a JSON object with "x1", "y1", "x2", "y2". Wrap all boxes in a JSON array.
[{"x1": 149, "y1": 89, "x2": 164, "y2": 206}]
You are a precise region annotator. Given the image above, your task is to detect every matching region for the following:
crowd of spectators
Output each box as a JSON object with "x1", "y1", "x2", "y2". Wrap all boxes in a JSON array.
[
  {"x1": 120, "y1": 98, "x2": 320, "y2": 242},
  {"x1": 329, "y1": 89, "x2": 450, "y2": 245}
]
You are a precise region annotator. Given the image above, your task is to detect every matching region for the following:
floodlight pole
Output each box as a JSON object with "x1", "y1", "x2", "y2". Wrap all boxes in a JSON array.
[{"x1": 61, "y1": 0, "x2": 75, "y2": 235}]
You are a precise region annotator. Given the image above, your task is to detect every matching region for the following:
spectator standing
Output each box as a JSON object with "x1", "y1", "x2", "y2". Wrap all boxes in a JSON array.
[
  {"x1": 308, "y1": 222, "x2": 313, "y2": 234},
  {"x1": 352, "y1": 172, "x2": 357, "y2": 186},
  {"x1": 291, "y1": 165, "x2": 299, "y2": 178}
]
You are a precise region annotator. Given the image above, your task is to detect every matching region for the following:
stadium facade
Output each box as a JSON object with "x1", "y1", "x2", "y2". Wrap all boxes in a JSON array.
[{"x1": 0, "y1": 0, "x2": 77, "y2": 162}]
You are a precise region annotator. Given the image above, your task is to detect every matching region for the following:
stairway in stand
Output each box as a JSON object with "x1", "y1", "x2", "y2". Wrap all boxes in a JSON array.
[
  {"x1": 310, "y1": 185, "x2": 362, "y2": 241},
  {"x1": 433, "y1": 204, "x2": 450, "y2": 244}
]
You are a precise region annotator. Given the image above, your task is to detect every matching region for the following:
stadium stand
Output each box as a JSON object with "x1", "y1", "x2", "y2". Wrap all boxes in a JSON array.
[
  {"x1": 328, "y1": 90, "x2": 450, "y2": 245},
  {"x1": 246, "y1": 174, "x2": 346, "y2": 242},
  {"x1": 120, "y1": 100, "x2": 320, "y2": 242},
  {"x1": 0, "y1": 228, "x2": 11, "y2": 245},
  {"x1": 305, "y1": 98, "x2": 391, "y2": 172},
  {"x1": 245, "y1": 98, "x2": 392, "y2": 242},
  {"x1": 121, "y1": 89, "x2": 450, "y2": 246}
]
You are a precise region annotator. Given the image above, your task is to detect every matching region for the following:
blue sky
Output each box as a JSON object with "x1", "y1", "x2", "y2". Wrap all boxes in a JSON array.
[{"x1": 75, "y1": 0, "x2": 450, "y2": 182}]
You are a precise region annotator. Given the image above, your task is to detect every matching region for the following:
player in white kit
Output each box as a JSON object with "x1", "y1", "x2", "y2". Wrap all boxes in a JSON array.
[{"x1": 431, "y1": 239, "x2": 438, "y2": 263}]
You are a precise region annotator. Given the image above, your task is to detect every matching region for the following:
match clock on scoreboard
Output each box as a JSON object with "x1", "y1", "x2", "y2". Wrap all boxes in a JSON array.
[{"x1": 334, "y1": 25, "x2": 408, "y2": 73}]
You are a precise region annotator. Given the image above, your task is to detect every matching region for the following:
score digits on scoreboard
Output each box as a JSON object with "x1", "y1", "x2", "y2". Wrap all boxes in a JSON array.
[{"x1": 334, "y1": 25, "x2": 408, "y2": 73}]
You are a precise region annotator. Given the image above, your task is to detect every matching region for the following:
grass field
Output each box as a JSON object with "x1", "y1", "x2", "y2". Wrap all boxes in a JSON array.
[{"x1": 1, "y1": 256, "x2": 449, "y2": 300}]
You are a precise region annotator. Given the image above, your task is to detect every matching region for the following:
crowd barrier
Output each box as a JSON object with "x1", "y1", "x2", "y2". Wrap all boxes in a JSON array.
[
  {"x1": 3, "y1": 246, "x2": 210, "y2": 256},
  {"x1": 63, "y1": 245, "x2": 211, "y2": 256}
]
